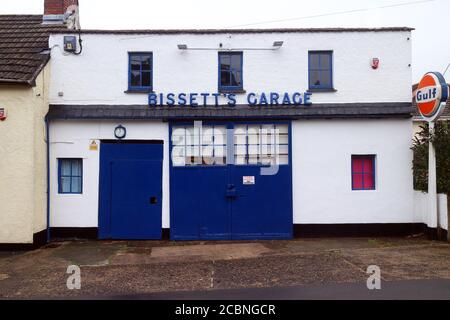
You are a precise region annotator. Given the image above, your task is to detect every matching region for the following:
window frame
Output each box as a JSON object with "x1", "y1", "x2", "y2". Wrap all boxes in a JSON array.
[
  {"x1": 128, "y1": 52, "x2": 153, "y2": 92},
  {"x1": 58, "y1": 158, "x2": 83, "y2": 194},
  {"x1": 351, "y1": 155, "x2": 376, "y2": 191},
  {"x1": 308, "y1": 51, "x2": 333, "y2": 90},
  {"x1": 218, "y1": 52, "x2": 244, "y2": 92}
]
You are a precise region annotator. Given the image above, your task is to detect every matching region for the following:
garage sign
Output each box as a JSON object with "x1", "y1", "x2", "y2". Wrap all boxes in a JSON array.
[{"x1": 416, "y1": 72, "x2": 448, "y2": 121}]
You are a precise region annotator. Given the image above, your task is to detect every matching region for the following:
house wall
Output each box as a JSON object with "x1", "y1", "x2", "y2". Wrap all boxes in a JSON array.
[
  {"x1": 49, "y1": 31, "x2": 412, "y2": 105},
  {"x1": 292, "y1": 119, "x2": 415, "y2": 224},
  {"x1": 0, "y1": 65, "x2": 49, "y2": 244},
  {"x1": 49, "y1": 120, "x2": 170, "y2": 228}
]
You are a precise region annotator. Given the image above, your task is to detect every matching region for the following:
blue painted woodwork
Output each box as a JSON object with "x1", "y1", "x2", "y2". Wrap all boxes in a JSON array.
[
  {"x1": 169, "y1": 122, "x2": 293, "y2": 240},
  {"x1": 99, "y1": 142, "x2": 163, "y2": 239}
]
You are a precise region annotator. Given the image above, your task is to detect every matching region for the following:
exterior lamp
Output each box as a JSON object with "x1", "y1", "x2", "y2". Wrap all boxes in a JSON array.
[
  {"x1": 177, "y1": 44, "x2": 188, "y2": 50},
  {"x1": 273, "y1": 41, "x2": 284, "y2": 48}
]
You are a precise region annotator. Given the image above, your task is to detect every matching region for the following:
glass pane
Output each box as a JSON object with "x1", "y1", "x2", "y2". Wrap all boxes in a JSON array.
[
  {"x1": 234, "y1": 134, "x2": 246, "y2": 145},
  {"x1": 234, "y1": 145, "x2": 247, "y2": 156},
  {"x1": 130, "y1": 58, "x2": 140, "y2": 71},
  {"x1": 186, "y1": 127, "x2": 200, "y2": 146},
  {"x1": 278, "y1": 144, "x2": 289, "y2": 155},
  {"x1": 320, "y1": 53, "x2": 331, "y2": 70},
  {"x1": 141, "y1": 55, "x2": 152, "y2": 70},
  {"x1": 276, "y1": 125, "x2": 289, "y2": 134},
  {"x1": 171, "y1": 128, "x2": 186, "y2": 144},
  {"x1": 309, "y1": 53, "x2": 320, "y2": 69},
  {"x1": 142, "y1": 71, "x2": 151, "y2": 87},
  {"x1": 186, "y1": 146, "x2": 200, "y2": 157},
  {"x1": 248, "y1": 155, "x2": 259, "y2": 165},
  {"x1": 71, "y1": 177, "x2": 82, "y2": 193},
  {"x1": 352, "y1": 158, "x2": 363, "y2": 173},
  {"x1": 235, "y1": 155, "x2": 246, "y2": 165},
  {"x1": 230, "y1": 54, "x2": 242, "y2": 70},
  {"x1": 310, "y1": 71, "x2": 321, "y2": 87},
  {"x1": 172, "y1": 146, "x2": 185, "y2": 166},
  {"x1": 319, "y1": 70, "x2": 331, "y2": 87},
  {"x1": 352, "y1": 174, "x2": 363, "y2": 189},
  {"x1": 278, "y1": 155, "x2": 289, "y2": 165},
  {"x1": 60, "y1": 160, "x2": 71, "y2": 176},
  {"x1": 131, "y1": 71, "x2": 141, "y2": 87},
  {"x1": 71, "y1": 160, "x2": 82, "y2": 176},
  {"x1": 278, "y1": 134, "x2": 289, "y2": 144},
  {"x1": 60, "y1": 176, "x2": 71, "y2": 193},
  {"x1": 230, "y1": 71, "x2": 242, "y2": 87},
  {"x1": 363, "y1": 158, "x2": 374, "y2": 173},
  {"x1": 363, "y1": 173, "x2": 374, "y2": 190},
  {"x1": 220, "y1": 55, "x2": 231, "y2": 70},
  {"x1": 221, "y1": 71, "x2": 230, "y2": 86},
  {"x1": 248, "y1": 145, "x2": 259, "y2": 155},
  {"x1": 202, "y1": 145, "x2": 214, "y2": 157},
  {"x1": 261, "y1": 144, "x2": 275, "y2": 157}
]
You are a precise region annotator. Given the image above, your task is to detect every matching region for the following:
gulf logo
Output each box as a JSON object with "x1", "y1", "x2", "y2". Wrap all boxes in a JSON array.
[{"x1": 415, "y1": 72, "x2": 448, "y2": 120}]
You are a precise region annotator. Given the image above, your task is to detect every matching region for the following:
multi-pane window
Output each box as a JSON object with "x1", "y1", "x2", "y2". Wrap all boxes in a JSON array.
[
  {"x1": 58, "y1": 159, "x2": 83, "y2": 194},
  {"x1": 129, "y1": 52, "x2": 152, "y2": 91},
  {"x1": 172, "y1": 125, "x2": 227, "y2": 166},
  {"x1": 352, "y1": 155, "x2": 376, "y2": 190},
  {"x1": 308, "y1": 51, "x2": 333, "y2": 90},
  {"x1": 234, "y1": 124, "x2": 289, "y2": 165},
  {"x1": 219, "y1": 52, "x2": 243, "y2": 91}
]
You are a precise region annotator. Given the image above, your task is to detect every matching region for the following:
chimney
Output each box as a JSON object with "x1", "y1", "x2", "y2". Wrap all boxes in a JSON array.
[{"x1": 43, "y1": 0, "x2": 80, "y2": 29}]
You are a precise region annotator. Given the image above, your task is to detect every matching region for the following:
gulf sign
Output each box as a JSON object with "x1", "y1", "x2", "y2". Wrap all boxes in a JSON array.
[{"x1": 415, "y1": 72, "x2": 448, "y2": 121}]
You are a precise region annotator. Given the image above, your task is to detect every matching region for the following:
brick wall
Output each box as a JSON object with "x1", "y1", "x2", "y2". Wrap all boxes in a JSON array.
[{"x1": 44, "y1": 0, "x2": 78, "y2": 15}]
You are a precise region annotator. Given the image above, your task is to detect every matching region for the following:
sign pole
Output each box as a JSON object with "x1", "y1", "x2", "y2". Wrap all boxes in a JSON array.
[
  {"x1": 428, "y1": 120, "x2": 438, "y2": 238},
  {"x1": 416, "y1": 72, "x2": 448, "y2": 240}
]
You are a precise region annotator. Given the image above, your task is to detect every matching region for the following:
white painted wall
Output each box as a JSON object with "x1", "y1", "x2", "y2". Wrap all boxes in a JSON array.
[
  {"x1": 413, "y1": 191, "x2": 448, "y2": 230},
  {"x1": 292, "y1": 119, "x2": 415, "y2": 224},
  {"x1": 49, "y1": 31, "x2": 412, "y2": 105},
  {"x1": 51, "y1": 118, "x2": 418, "y2": 228},
  {"x1": 49, "y1": 120, "x2": 170, "y2": 228}
]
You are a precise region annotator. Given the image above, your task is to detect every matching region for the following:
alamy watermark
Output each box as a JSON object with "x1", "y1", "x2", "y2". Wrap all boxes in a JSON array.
[
  {"x1": 66, "y1": 265, "x2": 81, "y2": 290},
  {"x1": 171, "y1": 121, "x2": 282, "y2": 176},
  {"x1": 366, "y1": 265, "x2": 381, "y2": 290}
]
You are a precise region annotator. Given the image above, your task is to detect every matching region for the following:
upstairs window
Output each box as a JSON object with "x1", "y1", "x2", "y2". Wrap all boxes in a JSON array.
[
  {"x1": 58, "y1": 159, "x2": 83, "y2": 194},
  {"x1": 308, "y1": 51, "x2": 333, "y2": 90},
  {"x1": 219, "y1": 52, "x2": 243, "y2": 92},
  {"x1": 128, "y1": 52, "x2": 152, "y2": 91},
  {"x1": 352, "y1": 155, "x2": 376, "y2": 190}
]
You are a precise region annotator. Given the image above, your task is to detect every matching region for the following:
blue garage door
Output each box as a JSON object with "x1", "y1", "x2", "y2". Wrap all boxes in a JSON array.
[
  {"x1": 99, "y1": 141, "x2": 163, "y2": 240},
  {"x1": 170, "y1": 122, "x2": 292, "y2": 240}
]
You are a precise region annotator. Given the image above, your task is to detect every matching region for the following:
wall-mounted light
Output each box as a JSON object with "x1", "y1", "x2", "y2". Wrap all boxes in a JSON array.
[
  {"x1": 177, "y1": 44, "x2": 188, "y2": 50},
  {"x1": 273, "y1": 41, "x2": 284, "y2": 48}
]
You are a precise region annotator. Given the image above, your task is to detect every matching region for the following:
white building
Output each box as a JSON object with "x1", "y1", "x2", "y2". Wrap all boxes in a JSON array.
[{"x1": 46, "y1": 27, "x2": 422, "y2": 240}]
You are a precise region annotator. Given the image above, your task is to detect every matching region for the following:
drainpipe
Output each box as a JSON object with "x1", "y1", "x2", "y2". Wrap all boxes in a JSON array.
[{"x1": 45, "y1": 115, "x2": 51, "y2": 243}]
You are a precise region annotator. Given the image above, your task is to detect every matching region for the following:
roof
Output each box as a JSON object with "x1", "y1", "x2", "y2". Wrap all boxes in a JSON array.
[
  {"x1": 412, "y1": 84, "x2": 450, "y2": 120},
  {"x1": 55, "y1": 27, "x2": 414, "y2": 36},
  {"x1": 0, "y1": 15, "x2": 66, "y2": 86},
  {"x1": 47, "y1": 102, "x2": 412, "y2": 120}
]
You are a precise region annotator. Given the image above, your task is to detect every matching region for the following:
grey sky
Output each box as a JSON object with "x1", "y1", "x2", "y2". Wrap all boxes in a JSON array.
[{"x1": 1, "y1": 0, "x2": 449, "y2": 83}]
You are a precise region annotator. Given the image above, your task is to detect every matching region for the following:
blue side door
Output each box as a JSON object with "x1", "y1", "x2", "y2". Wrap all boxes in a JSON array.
[{"x1": 99, "y1": 142, "x2": 163, "y2": 240}]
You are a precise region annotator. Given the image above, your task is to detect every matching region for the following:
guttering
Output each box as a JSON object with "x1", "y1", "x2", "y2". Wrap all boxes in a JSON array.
[{"x1": 45, "y1": 115, "x2": 51, "y2": 243}]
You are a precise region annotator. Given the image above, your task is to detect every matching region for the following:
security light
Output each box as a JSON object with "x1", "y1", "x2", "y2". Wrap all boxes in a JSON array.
[
  {"x1": 177, "y1": 44, "x2": 188, "y2": 50},
  {"x1": 273, "y1": 41, "x2": 284, "y2": 48}
]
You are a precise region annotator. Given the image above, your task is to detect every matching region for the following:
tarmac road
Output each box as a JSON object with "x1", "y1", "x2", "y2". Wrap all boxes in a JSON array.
[{"x1": 125, "y1": 279, "x2": 450, "y2": 300}]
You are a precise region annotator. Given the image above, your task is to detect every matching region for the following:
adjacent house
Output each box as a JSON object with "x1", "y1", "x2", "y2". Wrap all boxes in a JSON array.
[{"x1": 0, "y1": 1, "x2": 76, "y2": 248}]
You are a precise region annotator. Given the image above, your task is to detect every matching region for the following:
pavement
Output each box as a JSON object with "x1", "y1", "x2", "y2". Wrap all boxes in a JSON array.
[{"x1": 0, "y1": 236, "x2": 449, "y2": 299}]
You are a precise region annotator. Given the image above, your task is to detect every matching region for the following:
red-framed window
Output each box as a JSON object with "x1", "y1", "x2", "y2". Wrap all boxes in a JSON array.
[{"x1": 352, "y1": 155, "x2": 375, "y2": 190}]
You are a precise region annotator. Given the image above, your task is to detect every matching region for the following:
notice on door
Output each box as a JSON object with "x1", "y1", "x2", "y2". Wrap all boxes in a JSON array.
[{"x1": 243, "y1": 176, "x2": 255, "y2": 185}]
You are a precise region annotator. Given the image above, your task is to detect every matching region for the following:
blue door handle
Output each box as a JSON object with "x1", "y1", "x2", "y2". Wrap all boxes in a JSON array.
[{"x1": 226, "y1": 184, "x2": 237, "y2": 198}]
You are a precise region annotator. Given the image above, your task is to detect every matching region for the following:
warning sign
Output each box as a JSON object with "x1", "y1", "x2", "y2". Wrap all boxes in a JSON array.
[
  {"x1": 89, "y1": 140, "x2": 98, "y2": 151},
  {"x1": 243, "y1": 176, "x2": 255, "y2": 185}
]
